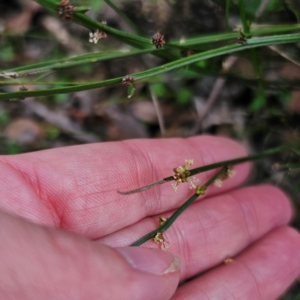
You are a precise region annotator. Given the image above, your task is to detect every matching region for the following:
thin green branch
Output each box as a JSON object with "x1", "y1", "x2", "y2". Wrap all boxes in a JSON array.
[
  {"x1": 169, "y1": 143, "x2": 297, "y2": 179},
  {"x1": 33, "y1": 0, "x2": 300, "y2": 52},
  {"x1": 130, "y1": 167, "x2": 228, "y2": 246},
  {"x1": 225, "y1": 0, "x2": 230, "y2": 31},
  {"x1": 103, "y1": 0, "x2": 144, "y2": 36},
  {"x1": 238, "y1": 0, "x2": 250, "y2": 35},
  {"x1": 2, "y1": 22, "x2": 300, "y2": 76},
  {"x1": 2, "y1": 33, "x2": 300, "y2": 100},
  {"x1": 119, "y1": 142, "x2": 299, "y2": 195},
  {"x1": 6, "y1": 49, "x2": 158, "y2": 77}
]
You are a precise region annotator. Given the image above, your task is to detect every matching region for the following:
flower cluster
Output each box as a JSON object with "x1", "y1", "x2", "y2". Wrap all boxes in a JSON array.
[
  {"x1": 172, "y1": 159, "x2": 199, "y2": 191},
  {"x1": 224, "y1": 257, "x2": 234, "y2": 264},
  {"x1": 152, "y1": 32, "x2": 165, "y2": 49},
  {"x1": 89, "y1": 30, "x2": 107, "y2": 44},
  {"x1": 214, "y1": 165, "x2": 236, "y2": 187},
  {"x1": 122, "y1": 75, "x2": 135, "y2": 86},
  {"x1": 18, "y1": 85, "x2": 28, "y2": 101},
  {"x1": 89, "y1": 21, "x2": 108, "y2": 44},
  {"x1": 153, "y1": 216, "x2": 170, "y2": 250},
  {"x1": 58, "y1": 0, "x2": 74, "y2": 22}
]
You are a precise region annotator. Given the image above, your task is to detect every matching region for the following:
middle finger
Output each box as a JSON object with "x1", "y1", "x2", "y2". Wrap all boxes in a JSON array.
[{"x1": 98, "y1": 184, "x2": 292, "y2": 281}]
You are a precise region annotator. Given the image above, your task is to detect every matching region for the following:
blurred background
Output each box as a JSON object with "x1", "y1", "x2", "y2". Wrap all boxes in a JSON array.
[{"x1": 0, "y1": 0, "x2": 300, "y2": 298}]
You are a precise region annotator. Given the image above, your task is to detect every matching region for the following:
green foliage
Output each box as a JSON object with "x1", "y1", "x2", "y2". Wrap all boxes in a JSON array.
[
  {"x1": 176, "y1": 88, "x2": 191, "y2": 105},
  {"x1": 213, "y1": 0, "x2": 285, "y2": 19},
  {"x1": 285, "y1": 0, "x2": 300, "y2": 21},
  {"x1": 278, "y1": 89, "x2": 292, "y2": 105},
  {"x1": 127, "y1": 84, "x2": 135, "y2": 99},
  {"x1": 46, "y1": 125, "x2": 60, "y2": 139},
  {"x1": 54, "y1": 93, "x2": 68, "y2": 104},
  {"x1": 6, "y1": 142, "x2": 22, "y2": 154},
  {"x1": 151, "y1": 82, "x2": 167, "y2": 97},
  {"x1": 249, "y1": 92, "x2": 266, "y2": 111},
  {"x1": 0, "y1": 111, "x2": 9, "y2": 125}
]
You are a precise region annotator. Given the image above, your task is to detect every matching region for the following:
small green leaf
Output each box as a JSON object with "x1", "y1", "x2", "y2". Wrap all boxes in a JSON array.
[
  {"x1": 74, "y1": 6, "x2": 90, "y2": 13},
  {"x1": 176, "y1": 88, "x2": 191, "y2": 105},
  {"x1": 127, "y1": 84, "x2": 135, "y2": 99}
]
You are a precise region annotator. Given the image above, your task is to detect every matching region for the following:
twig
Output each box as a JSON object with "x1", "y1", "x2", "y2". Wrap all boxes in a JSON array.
[
  {"x1": 268, "y1": 45, "x2": 300, "y2": 69},
  {"x1": 118, "y1": 179, "x2": 166, "y2": 195},
  {"x1": 118, "y1": 142, "x2": 299, "y2": 195}
]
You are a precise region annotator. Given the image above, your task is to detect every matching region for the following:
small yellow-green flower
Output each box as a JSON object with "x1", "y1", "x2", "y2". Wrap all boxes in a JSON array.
[{"x1": 172, "y1": 159, "x2": 199, "y2": 191}]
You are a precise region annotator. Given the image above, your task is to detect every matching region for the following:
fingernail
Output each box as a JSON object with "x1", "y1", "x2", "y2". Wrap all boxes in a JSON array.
[{"x1": 116, "y1": 247, "x2": 182, "y2": 275}]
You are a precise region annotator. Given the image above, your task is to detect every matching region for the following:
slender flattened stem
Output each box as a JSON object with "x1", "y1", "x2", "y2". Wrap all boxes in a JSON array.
[
  {"x1": 131, "y1": 167, "x2": 227, "y2": 246},
  {"x1": 117, "y1": 179, "x2": 167, "y2": 195},
  {"x1": 120, "y1": 144, "x2": 300, "y2": 196}
]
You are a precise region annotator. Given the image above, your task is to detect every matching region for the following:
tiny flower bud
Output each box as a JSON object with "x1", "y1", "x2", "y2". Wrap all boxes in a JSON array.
[
  {"x1": 122, "y1": 75, "x2": 134, "y2": 86},
  {"x1": 196, "y1": 185, "x2": 207, "y2": 195},
  {"x1": 89, "y1": 26, "x2": 108, "y2": 44},
  {"x1": 172, "y1": 159, "x2": 198, "y2": 191},
  {"x1": 58, "y1": 0, "x2": 74, "y2": 22},
  {"x1": 214, "y1": 178, "x2": 223, "y2": 188},
  {"x1": 224, "y1": 257, "x2": 234, "y2": 264},
  {"x1": 152, "y1": 32, "x2": 165, "y2": 49},
  {"x1": 153, "y1": 216, "x2": 170, "y2": 250}
]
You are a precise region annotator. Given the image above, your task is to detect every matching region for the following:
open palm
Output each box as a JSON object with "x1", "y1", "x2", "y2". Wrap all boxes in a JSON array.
[{"x1": 0, "y1": 135, "x2": 299, "y2": 299}]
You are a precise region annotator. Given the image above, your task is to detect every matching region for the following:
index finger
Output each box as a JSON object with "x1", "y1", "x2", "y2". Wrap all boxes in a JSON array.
[{"x1": 1, "y1": 135, "x2": 250, "y2": 238}]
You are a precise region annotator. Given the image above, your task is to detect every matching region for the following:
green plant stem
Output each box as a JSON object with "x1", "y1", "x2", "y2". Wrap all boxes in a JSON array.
[
  {"x1": 3, "y1": 22, "x2": 300, "y2": 76},
  {"x1": 166, "y1": 142, "x2": 298, "y2": 180},
  {"x1": 238, "y1": 0, "x2": 250, "y2": 34},
  {"x1": 225, "y1": 0, "x2": 230, "y2": 31},
  {"x1": 103, "y1": 0, "x2": 144, "y2": 36},
  {"x1": 7, "y1": 49, "x2": 159, "y2": 76},
  {"x1": 2, "y1": 32, "x2": 300, "y2": 100},
  {"x1": 35, "y1": 0, "x2": 300, "y2": 49},
  {"x1": 118, "y1": 141, "x2": 299, "y2": 195},
  {"x1": 131, "y1": 167, "x2": 228, "y2": 246}
]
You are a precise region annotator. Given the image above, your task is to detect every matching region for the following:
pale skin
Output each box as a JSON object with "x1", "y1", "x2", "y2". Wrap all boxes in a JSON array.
[{"x1": 0, "y1": 135, "x2": 299, "y2": 299}]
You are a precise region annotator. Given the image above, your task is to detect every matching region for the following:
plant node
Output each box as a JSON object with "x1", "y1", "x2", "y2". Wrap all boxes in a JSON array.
[
  {"x1": 18, "y1": 86, "x2": 28, "y2": 101},
  {"x1": 58, "y1": 0, "x2": 74, "y2": 22},
  {"x1": 172, "y1": 159, "x2": 199, "y2": 191},
  {"x1": 153, "y1": 216, "x2": 170, "y2": 250},
  {"x1": 196, "y1": 185, "x2": 207, "y2": 195},
  {"x1": 122, "y1": 75, "x2": 134, "y2": 86},
  {"x1": 152, "y1": 32, "x2": 165, "y2": 49},
  {"x1": 213, "y1": 165, "x2": 235, "y2": 187},
  {"x1": 89, "y1": 22, "x2": 108, "y2": 44},
  {"x1": 237, "y1": 31, "x2": 247, "y2": 45}
]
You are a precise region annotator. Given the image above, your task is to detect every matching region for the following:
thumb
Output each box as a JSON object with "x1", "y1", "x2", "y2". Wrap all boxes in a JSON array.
[{"x1": 0, "y1": 211, "x2": 181, "y2": 300}]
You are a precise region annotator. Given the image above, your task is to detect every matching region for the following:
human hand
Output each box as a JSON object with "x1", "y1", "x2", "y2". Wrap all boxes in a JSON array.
[{"x1": 0, "y1": 135, "x2": 299, "y2": 299}]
